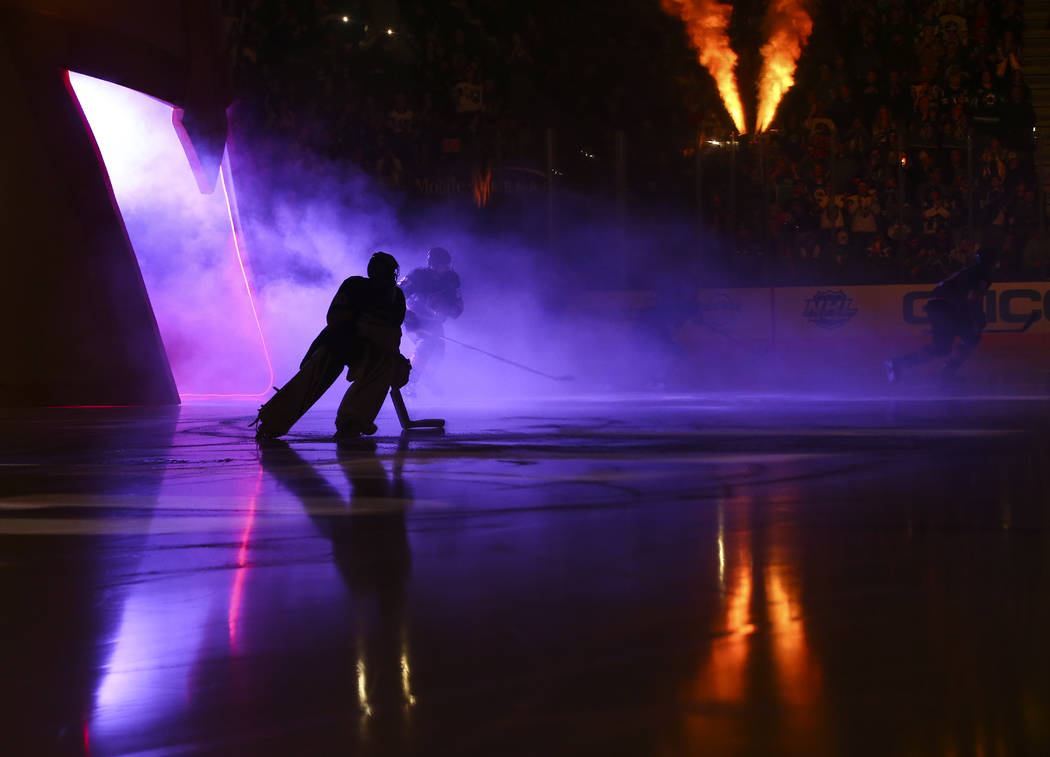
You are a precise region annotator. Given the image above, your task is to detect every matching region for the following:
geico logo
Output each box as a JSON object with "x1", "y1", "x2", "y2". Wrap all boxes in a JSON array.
[{"x1": 903, "y1": 289, "x2": 1047, "y2": 324}]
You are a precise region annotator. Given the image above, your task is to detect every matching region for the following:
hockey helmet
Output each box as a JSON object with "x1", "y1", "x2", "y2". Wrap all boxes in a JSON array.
[
  {"x1": 427, "y1": 246, "x2": 452, "y2": 268},
  {"x1": 367, "y1": 251, "x2": 400, "y2": 284}
]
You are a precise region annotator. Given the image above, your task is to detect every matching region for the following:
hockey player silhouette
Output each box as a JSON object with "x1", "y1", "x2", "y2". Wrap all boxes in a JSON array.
[
  {"x1": 399, "y1": 247, "x2": 463, "y2": 390},
  {"x1": 254, "y1": 252, "x2": 411, "y2": 438},
  {"x1": 886, "y1": 251, "x2": 997, "y2": 382}
]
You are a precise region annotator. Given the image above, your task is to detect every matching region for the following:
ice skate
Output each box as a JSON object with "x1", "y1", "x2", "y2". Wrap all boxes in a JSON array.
[{"x1": 333, "y1": 420, "x2": 379, "y2": 438}]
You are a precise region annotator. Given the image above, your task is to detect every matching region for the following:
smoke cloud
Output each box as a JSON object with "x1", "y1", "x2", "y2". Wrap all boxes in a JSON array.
[
  {"x1": 69, "y1": 72, "x2": 705, "y2": 410},
  {"x1": 71, "y1": 72, "x2": 1003, "y2": 406}
]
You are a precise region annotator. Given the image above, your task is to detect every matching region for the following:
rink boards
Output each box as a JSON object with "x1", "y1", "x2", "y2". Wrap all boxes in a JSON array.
[{"x1": 675, "y1": 283, "x2": 1050, "y2": 386}]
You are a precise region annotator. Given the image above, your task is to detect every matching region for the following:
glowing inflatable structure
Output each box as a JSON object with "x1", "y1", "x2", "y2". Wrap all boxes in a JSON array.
[{"x1": 0, "y1": 1, "x2": 231, "y2": 405}]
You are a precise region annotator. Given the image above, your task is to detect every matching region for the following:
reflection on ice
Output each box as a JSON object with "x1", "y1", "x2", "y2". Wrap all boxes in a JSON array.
[{"x1": 686, "y1": 491, "x2": 825, "y2": 751}]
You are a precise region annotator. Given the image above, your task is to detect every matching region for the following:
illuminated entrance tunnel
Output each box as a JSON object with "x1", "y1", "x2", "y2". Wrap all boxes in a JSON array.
[
  {"x1": 69, "y1": 74, "x2": 273, "y2": 399},
  {"x1": 0, "y1": 1, "x2": 238, "y2": 406}
]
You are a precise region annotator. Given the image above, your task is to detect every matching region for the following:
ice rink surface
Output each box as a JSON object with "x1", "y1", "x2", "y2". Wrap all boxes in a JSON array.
[{"x1": 2, "y1": 391, "x2": 1050, "y2": 755}]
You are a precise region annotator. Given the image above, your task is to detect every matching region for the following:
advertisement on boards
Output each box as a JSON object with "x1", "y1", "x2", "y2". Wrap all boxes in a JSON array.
[{"x1": 681, "y1": 283, "x2": 1050, "y2": 385}]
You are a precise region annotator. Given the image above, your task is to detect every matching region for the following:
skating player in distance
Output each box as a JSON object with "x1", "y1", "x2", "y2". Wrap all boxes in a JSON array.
[
  {"x1": 885, "y1": 250, "x2": 999, "y2": 383},
  {"x1": 399, "y1": 246, "x2": 463, "y2": 392}
]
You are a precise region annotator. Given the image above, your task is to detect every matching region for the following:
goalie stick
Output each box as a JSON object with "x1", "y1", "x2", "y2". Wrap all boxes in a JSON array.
[{"x1": 390, "y1": 387, "x2": 445, "y2": 430}]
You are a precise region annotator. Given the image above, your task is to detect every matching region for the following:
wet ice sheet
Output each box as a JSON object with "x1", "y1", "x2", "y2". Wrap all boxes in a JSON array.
[{"x1": 2, "y1": 394, "x2": 1049, "y2": 755}]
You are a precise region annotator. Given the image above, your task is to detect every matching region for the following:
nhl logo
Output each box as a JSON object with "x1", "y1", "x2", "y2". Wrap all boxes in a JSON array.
[
  {"x1": 699, "y1": 293, "x2": 743, "y2": 329},
  {"x1": 803, "y1": 290, "x2": 859, "y2": 329}
]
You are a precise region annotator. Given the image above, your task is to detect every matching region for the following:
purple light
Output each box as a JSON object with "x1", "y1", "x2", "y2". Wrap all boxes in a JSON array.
[
  {"x1": 228, "y1": 466, "x2": 263, "y2": 649},
  {"x1": 67, "y1": 72, "x2": 272, "y2": 399}
]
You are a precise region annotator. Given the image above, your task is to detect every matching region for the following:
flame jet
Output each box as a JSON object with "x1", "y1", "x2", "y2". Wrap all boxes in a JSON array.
[
  {"x1": 662, "y1": 0, "x2": 747, "y2": 134},
  {"x1": 755, "y1": 0, "x2": 812, "y2": 132}
]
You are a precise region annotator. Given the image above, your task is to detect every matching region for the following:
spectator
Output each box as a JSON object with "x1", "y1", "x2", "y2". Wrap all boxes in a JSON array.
[
  {"x1": 224, "y1": 0, "x2": 1042, "y2": 288},
  {"x1": 971, "y1": 70, "x2": 1001, "y2": 124}
]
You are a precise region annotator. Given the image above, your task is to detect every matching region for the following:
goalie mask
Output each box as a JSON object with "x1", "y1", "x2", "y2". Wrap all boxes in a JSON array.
[{"x1": 367, "y1": 251, "x2": 400, "y2": 285}]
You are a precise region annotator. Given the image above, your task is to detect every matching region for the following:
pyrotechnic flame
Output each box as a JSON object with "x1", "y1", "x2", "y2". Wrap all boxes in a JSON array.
[
  {"x1": 755, "y1": 0, "x2": 812, "y2": 133},
  {"x1": 662, "y1": 0, "x2": 747, "y2": 134},
  {"x1": 473, "y1": 167, "x2": 492, "y2": 208}
]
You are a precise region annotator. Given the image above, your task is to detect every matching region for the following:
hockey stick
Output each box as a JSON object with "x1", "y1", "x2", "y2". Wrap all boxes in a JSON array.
[
  {"x1": 390, "y1": 387, "x2": 445, "y2": 430},
  {"x1": 984, "y1": 311, "x2": 1040, "y2": 333},
  {"x1": 433, "y1": 334, "x2": 574, "y2": 382}
]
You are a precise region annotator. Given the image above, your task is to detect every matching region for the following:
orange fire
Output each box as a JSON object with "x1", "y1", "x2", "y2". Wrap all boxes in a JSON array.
[
  {"x1": 662, "y1": 0, "x2": 747, "y2": 134},
  {"x1": 755, "y1": 0, "x2": 813, "y2": 133},
  {"x1": 473, "y1": 167, "x2": 492, "y2": 208}
]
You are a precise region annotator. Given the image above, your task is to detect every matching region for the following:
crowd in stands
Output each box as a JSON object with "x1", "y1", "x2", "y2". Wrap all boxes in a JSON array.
[
  {"x1": 227, "y1": 1, "x2": 567, "y2": 191},
  {"x1": 716, "y1": 0, "x2": 1047, "y2": 284},
  {"x1": 225, "y1": 0, "x2": 1048, "y2": 284}
]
